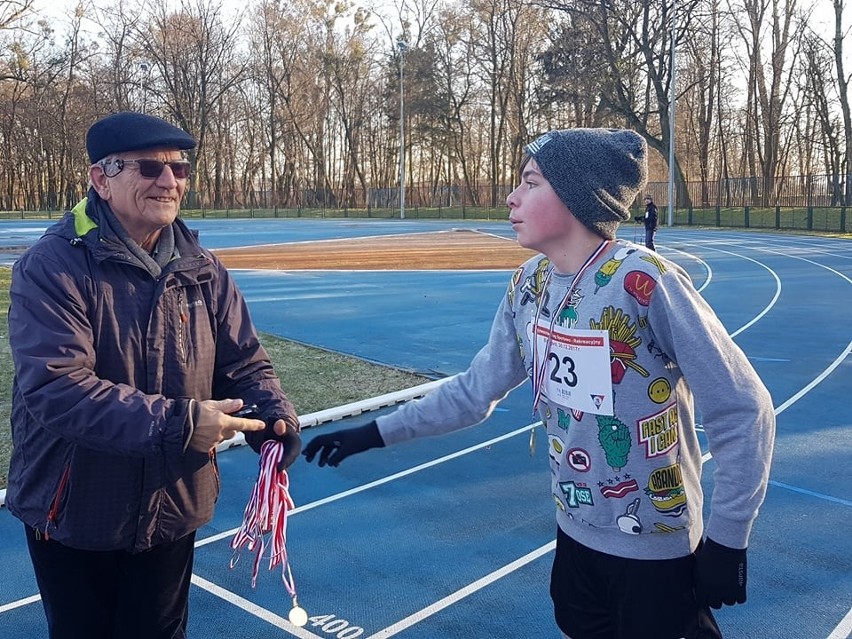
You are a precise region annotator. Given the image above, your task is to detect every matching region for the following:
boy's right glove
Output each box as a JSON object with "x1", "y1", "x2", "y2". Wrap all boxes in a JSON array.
[
  {"x1": 694, "y1": 538, "x2": 748, "y2": 609},
  {"x1": 302, "y1": 421, "x2": 385, "y2": 467}
]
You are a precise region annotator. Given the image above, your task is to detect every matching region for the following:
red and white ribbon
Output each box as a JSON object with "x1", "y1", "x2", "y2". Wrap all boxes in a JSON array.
[{"x1": 230, "y1": 440, "x2": 297, "y2": 598}]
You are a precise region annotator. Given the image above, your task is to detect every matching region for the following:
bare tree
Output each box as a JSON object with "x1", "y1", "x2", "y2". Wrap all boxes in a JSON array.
[
  {"x1": 682, "y1": 0, "x2": 721, "y2": 204},
  {"x1": 468, "y1": 0, "x2": 534, "y2": 206},
  {"x1": 830, "y1": 0, "x2": 852, "y2": 203},
  {"x1": 541, "y1": 0, "x2": 702, "y2": 209},
  {"x1": 729, "y1": 0, "x2": 804, "y2": 205},
  {"x1": 798, "y1": 32, "x2": 843, "y2": 201},
  {"x1": 134, "y1": 0, "x2": 248, "y2": 205}
]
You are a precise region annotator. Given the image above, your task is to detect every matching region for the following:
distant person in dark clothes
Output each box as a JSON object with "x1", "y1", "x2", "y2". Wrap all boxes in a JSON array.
[
  {"x1": 642, "y1": 194, "x2": 658, "y2": 250},
  {"x1": 7, "y1": 111, "x2": 302, "y2": 639}
]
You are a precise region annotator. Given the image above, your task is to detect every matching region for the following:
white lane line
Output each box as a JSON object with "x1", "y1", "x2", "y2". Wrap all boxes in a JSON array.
[
  {"x1": 679, "y1": 244, "x2": 781, "y2": 338},
  {"x1": 662, "y1": 245, "x2": 713, "y2": 292},
  {"x1": 828, "y1": 606, "x2": 852, "y2": 639},
  {"x1": 774, "y1": 339, "x2": 852, "y2": 416},
  {"x1": 365, "y1": 541, "x2": 556, "y2": 639},
  {"x1": 190, "y1": 574, "x2": 323, "y2": 639},
  {"x1": 768, "y1": 480, "x2": 852, "y2": 508},
  {"x1": 0, "y1": 595, "x2": 41, "y2": 613}
]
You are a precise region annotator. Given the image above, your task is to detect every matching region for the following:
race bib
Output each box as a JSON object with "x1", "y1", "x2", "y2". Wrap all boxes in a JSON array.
[{"x1": 534, "y1": 322, "x2": 614, "y2": 415}]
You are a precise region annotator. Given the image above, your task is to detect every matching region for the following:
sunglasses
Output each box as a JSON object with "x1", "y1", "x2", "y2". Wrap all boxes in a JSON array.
[{"x1": 100, "y1": 158, "x2": 192, "y2": 180}]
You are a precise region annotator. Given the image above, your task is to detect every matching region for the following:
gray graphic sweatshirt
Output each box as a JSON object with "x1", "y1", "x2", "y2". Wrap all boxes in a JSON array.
[{"x1": 376, "y1": 240, "x2": 775, "y2": 560}]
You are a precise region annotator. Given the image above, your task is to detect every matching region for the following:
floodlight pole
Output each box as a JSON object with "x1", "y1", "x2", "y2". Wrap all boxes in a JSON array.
[
  {"x1": 139, "y1": 62, "x2": 150, "y2": 114},
  {"x1": 397, "y1": 39, "x2": 408, "y2": 220},
  {"x1": 667, "y1": 0, "x2": 677, "y2": 227}
]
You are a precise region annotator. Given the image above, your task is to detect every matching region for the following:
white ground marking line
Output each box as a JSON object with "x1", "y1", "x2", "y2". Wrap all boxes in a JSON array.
[
  {"x1": 190, "y1": 574, "x2": 323, "y2": 639},
  {"x1": 657, "y1": 245, "x2": 713, "y2": 293},
  {"x1": 768, "y1": 480, "x2": 852, "y2": 508},
  {"x1": 365, "y1": 541, "x2": 557, "y2": 639},
  {"x1": 190, "y1": 422, "x2": 542, "y2": 634},
  {"x1": 474, "y1": 229, "x2": 522, "y2": 242},
  {"x1": 670, "y1": 243, "x2": 782, "y2": 338},
  {"x1": 0, "y1": 422, "x2": 540, "y2": 615},
  {"x1": 827, "y1": 606, "x2": 852, "y2": 639},
  {"x1": 213, "y1": 228, "x2": 499, "y2": 250},
  {"x1": 751, "y1": 248, "x2": 852, "y2": 416},
  {"x1": 0, "y1": 595, "x2": 41, "y2": 614},
  {"x1": 664, "y1": 237, "x2": 852, "y2": 639}
]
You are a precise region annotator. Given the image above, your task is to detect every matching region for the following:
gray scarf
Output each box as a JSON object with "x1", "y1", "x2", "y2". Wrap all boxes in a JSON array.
[{"x1": 92, "y1": 194, "x2": 176, "y2": 278}]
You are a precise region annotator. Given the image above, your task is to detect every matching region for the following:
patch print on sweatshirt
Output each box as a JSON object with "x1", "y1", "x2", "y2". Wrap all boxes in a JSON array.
[
  {"x1": 637, "y1": 403, "x2": 679, "y2": 458},
  {"x1": 599, "y1": 475, "x2": 640, "y2": 500},
  {"x1": 596, "y1": 415, "x2": 631, "y2": 471},
  {"x1": 644, "y1": 463, "x2": 687, "y2": 516},
  {"x1": 517, "y1": 257, "x2": 551, "y2": 311},
  {"x1": 589, "y1": 306, "x2": 649, "y2": 383},
  {"x1": 616, "y1": 497, "x2": 643, "y2": 534},
  {"x1": 593, "y1": 246, "x2": 638, "y2": 292},
  {"x1": 555, "y1": 288, "x2": 584, "y2": 329},
  {"x1": 623, "y1": 270, "x2": 657, "y2": 307}
]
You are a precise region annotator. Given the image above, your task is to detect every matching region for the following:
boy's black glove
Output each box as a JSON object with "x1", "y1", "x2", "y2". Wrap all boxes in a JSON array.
[
  {"x1": 302, "y1": 421, "x2": 385, "y2": 467},
  {"x1": 694, "y1": 538, "x2": 747, "y2": 609}
]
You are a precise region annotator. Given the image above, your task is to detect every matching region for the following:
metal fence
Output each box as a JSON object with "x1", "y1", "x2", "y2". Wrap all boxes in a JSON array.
[{"x1": 2, "y1": 175, "x2": 850, "y2": 233}]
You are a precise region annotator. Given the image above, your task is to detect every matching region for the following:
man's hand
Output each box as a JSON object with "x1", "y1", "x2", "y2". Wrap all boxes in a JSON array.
[
  {"x1": 694, "y1": 538, "x2": 748, "y2": 609},
  {"x1": 243, "y1": 415, "x2": 302, "y2": 470},
  {"x1": 302, "y1": 421, "x2": 385, "y2": 467},
  {"x1": 187, "y1": 398, "x2": 265, "y2": 453}
]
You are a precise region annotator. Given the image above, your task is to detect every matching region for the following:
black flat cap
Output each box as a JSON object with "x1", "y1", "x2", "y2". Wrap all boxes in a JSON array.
[{"x1": 86, "y1": 111, "x2": 196, "y2": 163}]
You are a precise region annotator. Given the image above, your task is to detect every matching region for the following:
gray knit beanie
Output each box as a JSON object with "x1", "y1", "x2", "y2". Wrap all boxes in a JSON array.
[{"x1": 524, "y1": 128, "x2": 647, "y2": 239}]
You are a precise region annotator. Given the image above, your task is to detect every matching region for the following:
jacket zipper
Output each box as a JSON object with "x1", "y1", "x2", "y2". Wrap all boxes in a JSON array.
[
  {"x1": 209, "y1": 449, "x2": 220, "y2": 501},
  {"x1": 45, "y1": 464, "x2": 72, "y2": 539},
  {"x1": 177, "y1": 289, "x2": 189, "y2": 363}
]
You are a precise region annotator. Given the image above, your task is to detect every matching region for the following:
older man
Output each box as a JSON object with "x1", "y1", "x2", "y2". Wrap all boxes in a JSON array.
[{"x1": 7, "y1": 111, "x2": 301, "y2": 638}]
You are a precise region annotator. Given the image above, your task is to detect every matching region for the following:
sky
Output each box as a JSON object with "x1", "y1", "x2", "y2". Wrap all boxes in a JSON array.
[{"x1": 31, "y1": 0, "x2": 842, "y2": 36}]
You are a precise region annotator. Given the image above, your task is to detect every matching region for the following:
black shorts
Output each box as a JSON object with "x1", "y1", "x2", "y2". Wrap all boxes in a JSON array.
[{"x1": 550, "y1": 527, "x2": 722, "y2": 639}]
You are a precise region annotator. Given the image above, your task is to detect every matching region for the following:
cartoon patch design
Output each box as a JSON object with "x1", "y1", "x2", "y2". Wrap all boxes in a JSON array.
[
  {"x1": 645, "y1": 463, "x2": 687, "y2": 516},
  {"x1": 647, "y1": 377, "x2": 671, "y2": 404},
  {"x1": 566, "y1": 448, "x2": 591, "y2": 472},
  {"x1": 623, "y1": 270, "x2": 657, "y2": 306},
  {"x1": 596, "y1": 415, "x2": 631, "y2": 471},
  {"x1": 549, "y1": 435, "x2": 564, "y2": 466},
  {"x1": 599, "y1": 477, "x2": 639, "y2": 499},
  {"x1": 616, "y1": 498, "x2": 643, "y2": 534},
  {"x1": 556, "y1": 289, "x2": 584, "y2": 328},
  {"x1": 519, "y1": 257, "x2": 551, "y2": 310},
  {"x1": 589, "y1": 306, "x2": 649, "y2": 383},
  {"x1": 637, "y1": 403, "x2": 679, "y2": 458},
  {"x1": 593, "y1": 246, "x2": 637, "y2": 292},
  {"x1": 654, "y1": 522, "x2": 685, "y2": 533},
  {"x1": 645, "y1": 339, "x2": 672, "y2": 365},
  {"x1": 508, "y1": 266, "x2": 525, "y2": 305},
  {"x1": 557, "y1": 408, "x2": 572, "y2": 431},
  {"x1": 640, "y1": 253, "x2": 667, "y2": 274},
  {"x1": 558, "y1": 481, "x2": 595, "y2": 508}
]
